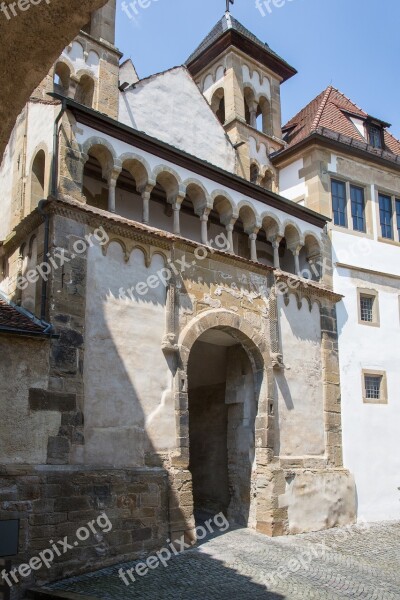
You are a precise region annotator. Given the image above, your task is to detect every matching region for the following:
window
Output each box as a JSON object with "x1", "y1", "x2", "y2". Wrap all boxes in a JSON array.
[
  {"x1": 331, "y1": 180, "x2": 347, "y2": 227},
  {"x1": 379, "y1": 194, "x2": 393, "y2": 239},
  {"x1": 250, "y1": 164, "x2": 259, "y2": 185},
  {"x1": 367, "y1": 125, "x2": 383, "y2": 149},
  {"x1": 365, "y1": 376, "x2": 382, "y2": 399},
  {"x1": 358, "y1": 289, "x2": 379, "y2": 326},
  {"x1": 360, "y1": 296, "x2": 373, "y2": 322},
  {"x1": 396, "y1": 199, "x2": 400, "y2": 241},
  {"x1": 350, "y1": 185, "x2": 365, "y2": 232},
  {"x1": 363, "y1": 370, "x2": 387, "y2": 404}
]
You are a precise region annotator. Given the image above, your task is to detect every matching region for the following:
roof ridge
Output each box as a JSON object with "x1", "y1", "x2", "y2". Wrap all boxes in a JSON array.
[
  {"x1": 311, "y1": 85, "x2": 333, "y2": 131},
  {"x1": 332, "y1": 86, "x2": 366, "y2": 115}
]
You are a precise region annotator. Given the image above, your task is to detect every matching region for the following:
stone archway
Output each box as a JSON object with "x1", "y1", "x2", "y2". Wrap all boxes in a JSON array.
[{"x1": 173, "y1": 309, "x2": 274, "y2": 538}]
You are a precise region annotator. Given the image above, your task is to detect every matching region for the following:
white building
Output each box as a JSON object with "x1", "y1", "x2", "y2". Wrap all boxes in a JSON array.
[{"x1": 274, "y1": 86, "x2": 400, "y2": 521}]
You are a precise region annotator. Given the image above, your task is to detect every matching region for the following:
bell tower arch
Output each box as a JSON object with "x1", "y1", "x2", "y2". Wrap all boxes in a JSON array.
[{"x1": 186, "y1": 13, "x2": 297, "y2": 188}]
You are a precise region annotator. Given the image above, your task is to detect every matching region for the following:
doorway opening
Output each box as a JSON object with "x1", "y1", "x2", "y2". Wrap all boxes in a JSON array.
[{"x1": 188, "y1": 327, "x2": 258, "y2": 527}]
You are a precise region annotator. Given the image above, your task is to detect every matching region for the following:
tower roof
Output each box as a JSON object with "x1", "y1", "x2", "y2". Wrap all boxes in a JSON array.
[{"x1": 186, "y1": 13, "x2": 296, "y2": 82}]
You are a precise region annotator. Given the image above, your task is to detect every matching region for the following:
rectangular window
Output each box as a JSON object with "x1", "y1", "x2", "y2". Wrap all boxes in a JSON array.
[
  {"x1": 358, "y1": 289, "x2": 379, "y2": 327},
  {"x1": 365, "y1": 376, "x2": 382, "y2": 400},
  {"x1": 362, "y1": 370, "x2": 388, "y2": 404},
  {"x1": 350, "y1": 185, "x2": 365, "y2": 232},
  {"x1": 379, "y1": 194, "x2": 393, "y2": 239},
  {"x1": 368, "y1": 125, "x2": 383, "y2": 149},
  {"x1": 360, "y1": 296, "x2": 373, "y2": 322},
  {"x1": 396, "y1": 199, "x2": 400, "y2": 240},
  {"x1": 331, "y1": 180, "x2": 347, "y2": 227}
]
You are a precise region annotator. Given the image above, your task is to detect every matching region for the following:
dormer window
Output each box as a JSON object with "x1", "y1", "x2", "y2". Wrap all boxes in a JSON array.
[{"x1": 367, "y1": 124, "x2": 383, "y2": 149}]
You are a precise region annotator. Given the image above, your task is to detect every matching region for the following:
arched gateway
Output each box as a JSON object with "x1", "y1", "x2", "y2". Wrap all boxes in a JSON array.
[{"x1": 172, "y1": 310, "x2": 274, "y2": 538}]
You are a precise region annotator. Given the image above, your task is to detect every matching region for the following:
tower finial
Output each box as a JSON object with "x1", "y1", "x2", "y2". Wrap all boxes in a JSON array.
[{"x1": 226, "y1": 0, "x2": 234, "y2": 13}]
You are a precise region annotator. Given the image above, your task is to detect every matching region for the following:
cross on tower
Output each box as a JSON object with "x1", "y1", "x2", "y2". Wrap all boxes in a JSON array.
[{"x1": 226, "y1": 0, "x2": 234, "y2": 12}]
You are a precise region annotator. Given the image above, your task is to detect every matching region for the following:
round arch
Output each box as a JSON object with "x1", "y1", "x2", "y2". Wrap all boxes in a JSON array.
[{"x1": 177, "y1": 309, "x2": 273, "y2": 529}]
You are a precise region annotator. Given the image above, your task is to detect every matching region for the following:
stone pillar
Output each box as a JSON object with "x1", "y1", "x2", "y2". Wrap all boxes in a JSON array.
[
  {"x1": 249, "y1": 232, "x2": 258, "y2": 262},
  {"x1": 200, "y1": 208, "x2": 210, "y2": 245},
  {"x1": 173, "y1": 203, "x2": 181, "y2": 235},
  {"x1": 68, "y1": 75, "x2": 79, "y2": 100},
  {"x1": 272, "y1": 237, "x2": 282, "y2": 269},
  {"x1": 290, "y1": 245, "x2": 302, "y2": 277},
  {"x1": 107, "y1": 168, "x2": 121, "y2": 214},
  {"x1": 225, "y1": 223, "x2": 235, "y2": 254},
  {"x1": 250, "y1": 101, "x2": 258, "y2": 128},
  {"x1": 139, "y1": 184, "x2": 154, "y2": 225}
]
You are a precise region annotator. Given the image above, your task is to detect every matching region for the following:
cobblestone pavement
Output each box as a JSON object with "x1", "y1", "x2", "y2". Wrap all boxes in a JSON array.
[{"x1": 49, "y1": 521, "x2": 400, "y2": 599}]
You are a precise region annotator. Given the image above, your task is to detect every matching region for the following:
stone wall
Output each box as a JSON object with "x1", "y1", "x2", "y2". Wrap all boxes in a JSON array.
[
  {"x1": 0, "y1": 336, "x2": 55, "y2": 465},
  {"x1": 0, "y1": 466, "x2": 168, "y2": 596}
]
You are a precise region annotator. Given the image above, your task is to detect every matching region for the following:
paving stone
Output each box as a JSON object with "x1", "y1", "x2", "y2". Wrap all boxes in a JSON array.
[{"x1": 46, "y1": 521, "x2": 400, "y2": 599}]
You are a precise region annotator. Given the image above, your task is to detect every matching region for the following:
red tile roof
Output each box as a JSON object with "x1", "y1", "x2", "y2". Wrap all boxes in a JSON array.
[
  {"x1": 281, "y1": 86, "x2": 400, "y2": 156},
  {"x1": 0, "y1": 295, "x2": 51, "y2": 336}
]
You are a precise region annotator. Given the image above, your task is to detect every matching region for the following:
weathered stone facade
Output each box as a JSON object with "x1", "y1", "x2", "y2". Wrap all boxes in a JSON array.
[{"x1": 0, "y1": 9, "x2": 358, "y2": 597}]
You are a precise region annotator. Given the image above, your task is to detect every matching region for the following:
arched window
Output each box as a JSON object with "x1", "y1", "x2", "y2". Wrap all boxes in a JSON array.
[
  {"x1": 211, "y1": 89, "x2": 225, "y2": 125},
  {"x1": 83, "y1": 151, "x2": 109, "y2": 211},
  {"x1": 75, "y1": 74, "x2": 95, "y2": 108},
  {"x1": 31, "y1": 150, "x2": 46, "y2": 210},
  {"x1": 258, "y1": 97, "x2": 272, "y2": 136},
  {"x1": 54, "y1": 62, "x2": 71, "y2": 95},
  {"x1": 250, "y1": 164, "x2": 259, "y2": 185}
]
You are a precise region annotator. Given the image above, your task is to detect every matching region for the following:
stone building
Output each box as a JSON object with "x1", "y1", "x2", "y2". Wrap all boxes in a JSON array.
[{"x1": 0, "y1": 1, "x2": 359, "y2": 592}]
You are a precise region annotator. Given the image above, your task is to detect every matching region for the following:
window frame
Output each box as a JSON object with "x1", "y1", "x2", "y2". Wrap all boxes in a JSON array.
[
  {"x1": 357, "y1": 288, "x2": 380, "y2": 327},
  {"x1": 367, "y1": 124, "x2": 384, "y2": 149},
  {"x1": 362, "y1": 369, "x2": 388, "y2": 404},
  {"x1": 396, "y1": 198, "x2": 400, "y2": 241},
  {"x1": 378, "y1": 193, "x2": 394, "y2": 240},
  {"x1": 331, "y1": 179, "x2": 347, "y2": 228},
  {"x1": 350, "y1": 185, "x2": 366, "y2": 232}
]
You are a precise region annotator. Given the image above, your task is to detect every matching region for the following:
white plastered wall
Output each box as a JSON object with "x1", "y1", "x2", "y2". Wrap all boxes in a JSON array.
[{"x1": 83, "y1": 240, "x2": 176, "y2": 466}]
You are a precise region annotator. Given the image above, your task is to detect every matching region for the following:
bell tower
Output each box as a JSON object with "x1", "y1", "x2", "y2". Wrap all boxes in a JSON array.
[
  {"x1": 186, "y1": 13, "x2": 296, "y2": 188},
  {"x1": 33, "y1": 0, "x2": 121, "y2": 120}
]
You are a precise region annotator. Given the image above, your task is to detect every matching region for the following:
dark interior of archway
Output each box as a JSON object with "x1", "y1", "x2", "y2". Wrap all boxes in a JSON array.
[
  {"x1": 188, "y1": 339, "x2": 230, "y2": 519},
  {"x1": 188, "y1": 330, "x2": 256, "y2": 527}
]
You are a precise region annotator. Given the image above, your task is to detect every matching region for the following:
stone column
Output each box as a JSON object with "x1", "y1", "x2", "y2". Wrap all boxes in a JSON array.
[
  {"x1": 249, "y1": 232, "x2": 258, "y2": 262},
  {"x1": 225, "y1": 223, "x2": 235, "y2": 254},
  {"x1": 107, "y1": 168, "x2": 121, "y2": 214},
  {"x1": 68, "y1": 75, "x2": 79, "y2": 100},
  {"x1": 169, "y1": 194, "x2": 184, "y2": 236},
  {"x1": 290, "y1": 245, "x2": 302, "y2": 277},
  {"x1": 173, "y1": 203, "x2": 181, "y2": 235},
  {"x1": 250, "y1": 101, "x2": 258, "y2": 128},
  {"x1": 271, "y1": 237, "x2": 282, "y2": 269},
  {"x1": 138, "y1": 184, "x2": 154, "y2": 226},
  {"x1": 200, "y1": 208, "x2": 210, "y2": 245}
]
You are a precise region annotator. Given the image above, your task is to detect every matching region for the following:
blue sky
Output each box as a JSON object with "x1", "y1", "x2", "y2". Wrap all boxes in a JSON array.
[{"x1": 116, "y1": 0, "x2": 400, "y2": 137}]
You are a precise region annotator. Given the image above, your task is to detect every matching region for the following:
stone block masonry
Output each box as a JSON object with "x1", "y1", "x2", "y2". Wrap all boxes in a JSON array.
[{"x1": 0, "y1": 466, "x2": 169, "y2": 597}]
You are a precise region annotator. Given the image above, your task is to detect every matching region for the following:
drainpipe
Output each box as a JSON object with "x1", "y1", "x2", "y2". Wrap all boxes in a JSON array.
[{"x1": 37, "y1": 199, "x2": 50, "y2": 322}]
